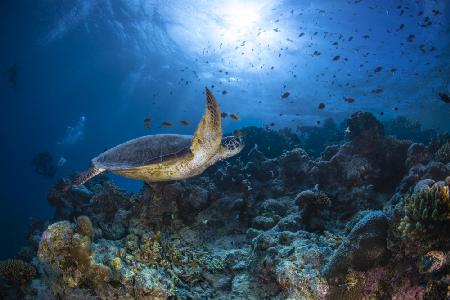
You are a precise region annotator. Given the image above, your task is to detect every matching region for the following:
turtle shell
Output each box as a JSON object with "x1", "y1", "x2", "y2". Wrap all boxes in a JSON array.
[{"x1": 93, "y1": 134, "x2": 192, "y2": 170}]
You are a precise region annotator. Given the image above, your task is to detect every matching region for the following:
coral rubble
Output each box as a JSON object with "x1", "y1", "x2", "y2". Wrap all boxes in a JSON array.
[{"x1": 6, "y1": 112, "x2": 450, "y2": 299}]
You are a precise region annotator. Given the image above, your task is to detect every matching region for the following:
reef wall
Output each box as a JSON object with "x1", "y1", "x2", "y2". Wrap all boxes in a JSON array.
[{"x1": 2, "y1": 112, "x2": 449, "y2": 299}]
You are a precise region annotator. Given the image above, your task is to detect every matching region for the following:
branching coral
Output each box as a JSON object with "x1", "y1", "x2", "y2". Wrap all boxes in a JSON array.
[
  {"x1": 398, "y1": 184, "x2": 450, "y2": 251},
  {"x1": 434, "y1": 142, "x2": 450, "y2": 164},
  {"x1": 134, "y1": 232, "x2": 163, "y2": 266},
  {"x1": 0, "y1": 259, "x2": 36, "y2": 285}
]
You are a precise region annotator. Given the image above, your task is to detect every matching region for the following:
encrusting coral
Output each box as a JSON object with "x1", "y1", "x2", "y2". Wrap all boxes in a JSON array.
[{"x1": 398, "y1": 183, "x2": 450, "y2": 252}]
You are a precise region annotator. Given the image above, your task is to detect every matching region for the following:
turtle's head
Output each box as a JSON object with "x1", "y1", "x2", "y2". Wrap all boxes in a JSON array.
[{"x1": 220, "y1": 136, "x2": 245, "y2": 159}]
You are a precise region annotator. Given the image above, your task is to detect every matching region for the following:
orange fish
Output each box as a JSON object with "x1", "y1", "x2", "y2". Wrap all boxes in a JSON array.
[
  {"x1": 230, "y1": 113, "x2": 240, "y2": 121},
  {"x1": 180, "y1": 120, "x2": 190, "y2": 125},
  {"x1": 144, "y1": 123, "x2": 152, "y2": 129},
  {"x1": 233, "y1": 130, "x2": 247, "y2": 137},
  {"x1": 162, "y1": 122, "x2": 173, "y2": 127},
  {"x1": 318, "y1": 102, "x2": 326, "y2": 109}
]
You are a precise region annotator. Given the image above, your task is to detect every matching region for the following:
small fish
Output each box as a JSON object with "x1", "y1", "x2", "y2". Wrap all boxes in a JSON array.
[
  {"x1": 180, "y1": 120, "x2": 190, "y2": 125},
  {"x1": 432, "y1": 9, "x2": 441, "y2": 15},
  {"x1": 399, "y1": 24, "x2": 405, "y2": 30},
  {"x1": 144, "y1": 123, "x2": 152, "y2": 129},
  {"x1": 144, "y1": 117, "x2": 152, "y2": 122},
  {"x1": 343, "y1": 97, "x2": 355, "y2": 103},
  {"x1": 222, "y1": 90, "x2": 227, "y2": 95},
  {"x1": 372, "y1": 88, "x2": 384, "y2": 94},
  {"x1": 407, "y1": 34, "x2": 415, "y2": 42},
  {"x1": 221, "y1": 112, "x2": 228, "y2": 118},
  {"x1": 270, "y1": 122, "x2": 275, "y2": 127},
  {"x1": 281, "y1": 92, "x2": 290, "y2": 99},
  {"x1": 162, "y1": 122, "x2": 173, "y2": 126},
  {"x1": 298, "y1": 32, "x2": 305, "y2": 38},
  {"x1": 316, "y1": 120, "x2": 321, "y2": 124},
  {"x1": 394, "y1": 107, "x2": 399, "y2": 111},
  {"x1": 380, "y1": 111, "x2": 384, "y2": 115},
  {"x1": 230, "y1": 114, "x2": 240, "y2": 121},
  {"x1": 374, "y1": 66, "x2": 383, "y2": 73},
  {"x1": 233, "y1": 130, "x2": 246, "y2": 137},
  {"x1": 318, "y1": 103, "x2": 326, "y2": 109},
  {"x1": 438, "y1": 93, "x2": 450, "y2": 104},
  {"x1": 333, "y1": 55, "x2": 340, "y2": 61}
]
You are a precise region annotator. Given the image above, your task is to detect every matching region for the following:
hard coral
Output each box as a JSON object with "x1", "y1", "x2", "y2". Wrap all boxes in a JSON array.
[
  {"x1": 76, "y1": 215, "x2": 93, "y2": 238},
  {"x1": 434, "y1": 142, "x2": 450, "y2": 164},
  {"x1": 398, "y1": 184, "x2": 450, "y2": 251},
  {"x1": 0, "y1": 259, "x2": 36, "y2": 285},
  {"x1": 295, "y1": 189, "x2": 331, "y2": 231},
  {"x1": 38, "y1": 221, "x2": 111, "y2": 295},
  {"x1": 323, "y1": 211, "x2": 388, "y2": 280},
  {"x1": 346, "y1": 111, "x2": 384, "y2": 144}
]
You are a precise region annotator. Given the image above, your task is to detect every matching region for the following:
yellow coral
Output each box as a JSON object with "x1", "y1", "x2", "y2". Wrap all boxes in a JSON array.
[{"x1": 110, "y1": 257, "x2": 122, "y2": 271}]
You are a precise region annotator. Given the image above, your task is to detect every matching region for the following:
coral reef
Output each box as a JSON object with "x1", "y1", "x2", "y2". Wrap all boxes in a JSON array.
[
  {"x1": 0, "y1": 259, "x2": 36, "y2": 285},
  {"x1": 383, "y1": 116, "x2": 437, "y2": 144},
  {"x1": 398, "y1": 183, "x2": 450, "y2": 253},
  {"x1": 323, "y1": 211, "x2": 389, "y2": 281},
  {"x1": 295, "y1": 189, "x2": 331, "y2": 231},
  {"x1": 37, "y1": 220, "x2": 111, "y2": 298},
  {"x1": 435, "y1": 142, "x2": 450, "y2": 164},
  {"x1": 297, "y1": 117, "x2": 345, "y2": 157},
  {"x1": 6, "y1": 111, "x2": 450, "y2": 299}
]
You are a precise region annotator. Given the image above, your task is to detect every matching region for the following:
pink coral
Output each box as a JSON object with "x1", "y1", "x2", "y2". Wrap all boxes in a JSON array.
[{"x1": 364, "y1": 267, "x2": 386, "y2": 295}]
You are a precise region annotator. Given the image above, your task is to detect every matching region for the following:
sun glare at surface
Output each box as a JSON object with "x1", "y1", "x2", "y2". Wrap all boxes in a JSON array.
[{"x1": 220, "y1": 2, "x2": 262, "y2": 42}]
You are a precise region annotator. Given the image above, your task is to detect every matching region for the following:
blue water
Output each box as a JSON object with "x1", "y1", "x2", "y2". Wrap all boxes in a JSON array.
[{"x1": 0, "y1": 0, "x2": 449, "y2": 259}]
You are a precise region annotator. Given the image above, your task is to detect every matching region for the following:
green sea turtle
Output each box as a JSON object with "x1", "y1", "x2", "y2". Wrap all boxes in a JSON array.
[{"x1": 74, "y1": 87, "x2": 244, "y2": 186}]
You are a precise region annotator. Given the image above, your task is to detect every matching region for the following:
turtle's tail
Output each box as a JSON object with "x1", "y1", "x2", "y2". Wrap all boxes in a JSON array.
[{"x1": 73, "y1": 165, "x2": 105, "y2": 187}]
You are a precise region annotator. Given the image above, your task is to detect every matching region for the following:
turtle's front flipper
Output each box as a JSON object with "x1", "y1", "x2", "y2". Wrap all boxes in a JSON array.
[
  {"x1": 73, "y1": 164, "x2": 105, "y2": 187},
  {"x1": 191, "y1": 87, "x2": 222, "y2": 160}
]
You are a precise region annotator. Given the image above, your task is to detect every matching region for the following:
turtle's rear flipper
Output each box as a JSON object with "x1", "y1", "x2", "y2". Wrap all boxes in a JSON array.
[{"x1": 72, "y1": 165, "x2": 105, "y2": 187}]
